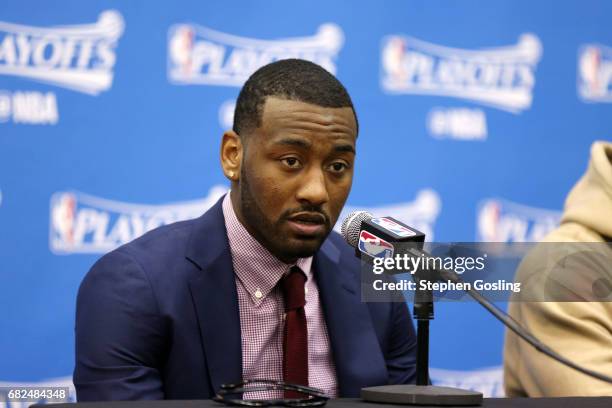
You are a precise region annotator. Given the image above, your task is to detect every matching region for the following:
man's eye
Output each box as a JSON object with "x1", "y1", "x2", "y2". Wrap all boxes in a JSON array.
[
  {"x1": 281, "y1": 157, "x2": 301, "y2": 168},
  {"x1": 329, "y1": 162, "x2": 349, "y2": 173}
]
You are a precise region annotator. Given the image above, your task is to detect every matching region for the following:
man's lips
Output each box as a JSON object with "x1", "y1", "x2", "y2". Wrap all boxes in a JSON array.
[{"x1": 286, "y1": 212, "x2": 328, "y2": 236}]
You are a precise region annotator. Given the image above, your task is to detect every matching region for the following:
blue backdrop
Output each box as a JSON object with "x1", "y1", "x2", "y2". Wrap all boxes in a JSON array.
[{"x1": 1, "y1": 0, "x2": 611, "y2": 403}]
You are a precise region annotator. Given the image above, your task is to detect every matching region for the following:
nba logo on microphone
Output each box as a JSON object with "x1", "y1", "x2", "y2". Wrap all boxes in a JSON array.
[
  {"x1": 371, "y1": 217, "x2": 416, "y2": 238},
  {"x1": 358, "y1": 230, "x2": 394, "y2": 258}
]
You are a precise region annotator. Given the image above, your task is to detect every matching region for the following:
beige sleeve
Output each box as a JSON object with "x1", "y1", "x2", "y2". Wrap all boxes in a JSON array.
[{"x1": 504, "y1": 298, "x2": 612, "y2": 397}]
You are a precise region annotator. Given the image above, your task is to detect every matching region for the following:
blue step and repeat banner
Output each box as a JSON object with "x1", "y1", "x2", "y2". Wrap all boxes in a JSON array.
[{"x1": 1, "y1": 0, "x2": 611, "y2": 403}]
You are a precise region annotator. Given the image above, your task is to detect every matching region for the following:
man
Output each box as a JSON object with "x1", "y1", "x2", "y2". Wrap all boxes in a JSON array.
[
  {"x1": 74, "y1": 59, "x2": 417, "y2": 401},
  {"x1": 504, "y1": 140, "x2": 612, "y2": 396}
]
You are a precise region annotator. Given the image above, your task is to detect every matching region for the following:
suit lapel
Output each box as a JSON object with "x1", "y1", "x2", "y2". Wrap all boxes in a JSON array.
[
  {"x1": 314, "y1": 238, "x2": 388, "y2": 396},
  {"x1": 186, "y1": 197, "x2": 242, "y2": 394}
]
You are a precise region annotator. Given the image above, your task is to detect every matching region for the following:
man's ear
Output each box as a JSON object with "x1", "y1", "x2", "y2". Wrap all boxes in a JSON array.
[{"x1": 220, "y1": 130, "x2": 243, "y2": 182}]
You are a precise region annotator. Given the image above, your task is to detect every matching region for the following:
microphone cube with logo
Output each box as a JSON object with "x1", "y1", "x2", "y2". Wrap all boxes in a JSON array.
[{"x1": 341, "y1": 211, "x2": 425, "y2": 268}]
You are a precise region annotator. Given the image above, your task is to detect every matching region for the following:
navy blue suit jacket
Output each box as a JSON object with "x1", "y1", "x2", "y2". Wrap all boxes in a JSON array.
[{"x1": 74, "y1": 197, "x2": 417, "y2": 401}]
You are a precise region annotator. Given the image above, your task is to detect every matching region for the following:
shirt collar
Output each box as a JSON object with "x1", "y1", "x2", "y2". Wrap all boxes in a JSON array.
[{"x1": 222, "y1": 193, "x2": 312, "y2": 306}]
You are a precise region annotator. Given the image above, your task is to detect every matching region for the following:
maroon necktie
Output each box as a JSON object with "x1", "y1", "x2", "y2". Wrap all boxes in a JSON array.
[{"x1": 281, "y1": 266, "x2": 308, "y2": 398}]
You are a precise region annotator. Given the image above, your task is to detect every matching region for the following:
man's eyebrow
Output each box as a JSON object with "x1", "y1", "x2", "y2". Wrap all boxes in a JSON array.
[
  {"x1": 334, "y1": 144, "x2": 356, "y2": 154},
  {"x1": 273, "y1": 138, "x2": 312, "y2": 148},
  {"x1": 272, "y1": 138, "x2": 355, "y2": 154}
]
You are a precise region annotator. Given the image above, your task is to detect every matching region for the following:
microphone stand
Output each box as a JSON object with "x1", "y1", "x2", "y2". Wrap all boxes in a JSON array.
[
  {"x1": 361, "y1": 272, "x2": 484, "y2": 406},
  {"x1": 413, "y1": 287, "x2": 434, "y2": 387}
]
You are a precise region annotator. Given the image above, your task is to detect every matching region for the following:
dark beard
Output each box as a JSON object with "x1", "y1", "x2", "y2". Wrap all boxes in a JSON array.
[{"x1": 238, "y1": 166, "x2": 329, "y2": 263}]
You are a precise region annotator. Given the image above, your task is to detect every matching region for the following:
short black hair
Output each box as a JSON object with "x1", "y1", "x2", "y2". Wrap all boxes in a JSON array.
[{"x1": 233, "y1": 59, "x2": 358, "y2": 136}]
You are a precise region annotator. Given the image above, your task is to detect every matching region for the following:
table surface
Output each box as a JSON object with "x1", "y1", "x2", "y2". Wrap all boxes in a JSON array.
[{"x1": 31, "y1": 397, "x2": 612, "y2": 408}]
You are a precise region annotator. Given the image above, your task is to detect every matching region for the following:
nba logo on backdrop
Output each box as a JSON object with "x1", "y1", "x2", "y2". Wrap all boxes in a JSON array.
[
  {"x1": 477, "y1": 198, "x2": 561, "y2": 242},
  {"x1": 167, "y1": 23, "x2": 344, "y2": 86},
  {"x1": 51, "y1": 193, "x2": 78, "y2": 248},
  {"x1": 578, "y1": 44, "x2": 612, "y2": 102},
  {"x1": 0, "y1": 90, "x2": 58, "y2": 124},
  {"x1": 380, "y1": 34, "x2": 543, "y2": 113}
]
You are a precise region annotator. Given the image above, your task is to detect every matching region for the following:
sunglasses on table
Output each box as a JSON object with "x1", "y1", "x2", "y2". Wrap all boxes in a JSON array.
[{"x1": 213, "y1": 379, "x2": 330, "y2": 407}]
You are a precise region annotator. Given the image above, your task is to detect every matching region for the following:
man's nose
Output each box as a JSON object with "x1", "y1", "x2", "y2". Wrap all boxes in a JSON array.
[{"x1": 296, "y1": 167, "x2": 329, "y2": 207}]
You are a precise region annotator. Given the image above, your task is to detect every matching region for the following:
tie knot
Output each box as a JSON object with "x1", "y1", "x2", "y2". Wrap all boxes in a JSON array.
[{"x1": 281, "y1": 266, "x2": 306, "y2": 311}]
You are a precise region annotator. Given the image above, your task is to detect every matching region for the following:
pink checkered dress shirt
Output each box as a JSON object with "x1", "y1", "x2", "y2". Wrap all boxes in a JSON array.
[{"x1": 222, "y1": 194, "x2": 338, "y2": 398}]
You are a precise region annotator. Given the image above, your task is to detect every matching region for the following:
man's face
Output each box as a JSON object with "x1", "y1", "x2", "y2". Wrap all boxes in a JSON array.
[{"x1": 230, "y1": 97, "x2": 357, "y2": 263}]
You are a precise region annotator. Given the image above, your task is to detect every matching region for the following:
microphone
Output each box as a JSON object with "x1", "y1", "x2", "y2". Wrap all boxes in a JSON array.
[
  {"x1": 340, "y1": 211, "x2": 426, "y2": 264},
  {"x1": 340, "y1": 211, "x2": 612, "y2": 405},
  {"x1": 341, "y1": 211, "x2": 446, "y2": 285}
]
